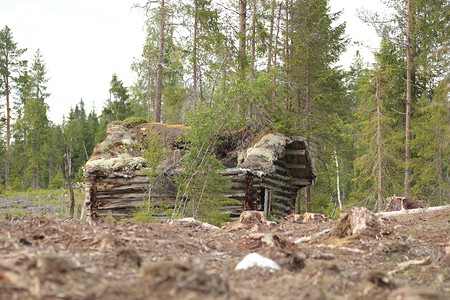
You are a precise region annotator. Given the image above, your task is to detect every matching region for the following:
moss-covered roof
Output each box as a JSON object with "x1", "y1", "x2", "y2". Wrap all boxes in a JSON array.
[{"x1": 83, "y1": 123, "x2": 316, "y2": 182}]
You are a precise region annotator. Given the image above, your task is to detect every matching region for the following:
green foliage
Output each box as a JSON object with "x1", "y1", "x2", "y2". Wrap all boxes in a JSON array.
[
  {"x1": 199, "y1": 211, "x2": 233, "y2": 227},
  {"x1": 138, "y1": 130, "x2": 166, "y2": 181},
  {"x1": 23, "y1": 162, "x2": 39, "y2": 190},
  {"x1": 411, "y1": 76, "x2": 450, "y2": 206},
  {"x1": 131, "y1": 201, "x2": 155, "y2": 223},
  {"x1": 8, "y1": 176, "x2": 22, "y2": 191},
  {"x1": 173, "y1": 102, "x2": 232, "y2": 220},
  {"x1": 48, "y1": 172, "x2": 64, "y2": 189},
  {"x1": 121, "y1": 116, "x2": 148, "y2": 128},
  {"x1": 130, "y1": 128, "x2": 167, "y2": 222}
]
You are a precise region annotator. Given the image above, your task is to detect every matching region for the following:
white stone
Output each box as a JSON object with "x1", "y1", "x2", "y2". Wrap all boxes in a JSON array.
[{"x1": 235, "y1": 253, "x2": 280, "y2": 271}]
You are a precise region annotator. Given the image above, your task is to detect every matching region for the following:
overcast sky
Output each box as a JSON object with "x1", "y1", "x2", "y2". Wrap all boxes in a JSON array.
[{"x1": 1, "y1": 0, "x2": 384, "y2": 124}]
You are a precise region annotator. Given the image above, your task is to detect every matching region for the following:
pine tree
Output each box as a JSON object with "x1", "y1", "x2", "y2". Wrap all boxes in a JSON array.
[{"x1": 0, "y1": 26, "x2": 26, "y2": 186}]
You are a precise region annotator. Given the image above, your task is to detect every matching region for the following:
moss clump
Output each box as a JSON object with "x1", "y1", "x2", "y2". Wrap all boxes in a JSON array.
[{"x1": 122, "y1": 117, "x2": 148, "y2": 128}]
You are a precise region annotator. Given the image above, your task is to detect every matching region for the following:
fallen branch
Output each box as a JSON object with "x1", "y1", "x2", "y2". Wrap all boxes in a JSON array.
[
  {"x1": 377, "y1": 205, "x2": 450, "y2": 218},
  {"x1": 314, "y1": 244, "x2": 364, "y2": 254},
  {"x1": 295, "y1": 228, "x2": 331, "y2": 243},
  {"x1": 388, "y1": 256, "x2": 431, "y2": 275}
]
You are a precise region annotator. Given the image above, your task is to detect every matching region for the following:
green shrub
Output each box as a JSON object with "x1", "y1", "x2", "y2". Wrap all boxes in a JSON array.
[
  {"x1": 49, "y1": 172, "x2": 64, "y2": 189},
  {"x1": 122, "y1": 116, "x2": 148, "y2": 128}
]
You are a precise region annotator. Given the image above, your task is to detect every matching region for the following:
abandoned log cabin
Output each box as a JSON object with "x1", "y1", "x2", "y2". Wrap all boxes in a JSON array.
[{"x1": 83, "y1": 122, "x2": 316, "y2": 219}]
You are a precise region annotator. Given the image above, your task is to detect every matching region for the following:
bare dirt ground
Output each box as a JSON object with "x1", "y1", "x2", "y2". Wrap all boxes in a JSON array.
[{"x1": 0, "y1": 207, "x2": 449, "y2": 299}]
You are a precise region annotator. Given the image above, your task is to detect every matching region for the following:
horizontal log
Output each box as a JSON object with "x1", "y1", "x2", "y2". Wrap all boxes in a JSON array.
[
  {"x1": 96, "y1": 175, "x2": 149, "y2": 183},
  {"x1": 377, "y1": 205, "x2": 450, "y2": 218},
  {"x1": 221, "y1": 168, "x2": 251, "y2": 175},
  {"x1": 95, "y1": 192, "x2": 145, "y2": 199},
  {"x1": 262, "y1": 176, "x2": 294, "y2": 190},
  {"x1": 223, "y1": 175, "x2": 247, "y2": 182},
  {"x1": 292, "y1": 178, "x2": 312, "y2": 186},
  {"x1": 97, "y1": 199, "x2": 176, "y2": 210},
  {"x1": 285, "y1": 149, "x2": 306, "y2": 155},
  {"x1": 96, "y1": 210, "x2": 132, "y2": 217},
  {"x1": 96, "y1": 183, "x2": 148, "y2": 192},
  {"x1": 270, "y1": 171, "x2": 311, "y2": 187},
  {"x1": 271, "y1": 203, "x2": 291, "y2": 212},
  {"x1": 272, "y1": 193, "x2": 294, "y2": 203},
  {"x1": 223, "y1": 192, "x2": 246, "y2": 198},
  {"x1": 284, "y1": 163, "x2": 307, "y2": 169},
  {"x1": 95, "y1": 193, "x2": 176, "y2": 201},
  {"x1": 97, "y1": 201, "x2": 142, "y2": 210}
]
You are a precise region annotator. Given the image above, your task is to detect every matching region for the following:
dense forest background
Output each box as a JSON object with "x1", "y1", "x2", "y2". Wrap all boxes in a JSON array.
[{"x1": 0, "y1": 0, "x2": 448, "y2": 214}]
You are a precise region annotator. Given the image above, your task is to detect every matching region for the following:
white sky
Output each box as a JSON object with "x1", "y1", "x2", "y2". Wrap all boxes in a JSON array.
[{"x1": 1, "y1": 0, "x2": 385, "y2": 124}]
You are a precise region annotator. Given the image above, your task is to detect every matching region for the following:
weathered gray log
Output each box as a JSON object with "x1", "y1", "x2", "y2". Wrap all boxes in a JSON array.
[{"x1": 377, "y1": 205, "x2": 450, "y2": 218}]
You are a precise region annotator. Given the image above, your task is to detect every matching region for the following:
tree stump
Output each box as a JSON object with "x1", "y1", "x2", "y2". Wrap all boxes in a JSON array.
[
  {"x1": 385, "y1": 196, "x2": 424, "y2": 211},
  {"x1": 331, "y1": 207, "x2": 381, "y2": 238},
  {"x1": 222, "y1": 211, "x2": 276, "y2": 231}
]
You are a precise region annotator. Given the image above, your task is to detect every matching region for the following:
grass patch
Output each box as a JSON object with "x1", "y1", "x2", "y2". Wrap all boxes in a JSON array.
[{"x1": 0, "y1": 188, "x2": 85, "y2": 219}]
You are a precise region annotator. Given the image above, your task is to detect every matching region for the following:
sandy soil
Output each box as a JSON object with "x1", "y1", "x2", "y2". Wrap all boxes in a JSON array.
[{"x1": 0, "y1": 207, "x2": 449, "y2": 299}]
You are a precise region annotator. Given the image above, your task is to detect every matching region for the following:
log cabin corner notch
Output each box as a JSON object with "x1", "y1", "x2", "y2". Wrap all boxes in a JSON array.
[{"x1": 83, "y1": 122, "x2": 316, "y2": 219}]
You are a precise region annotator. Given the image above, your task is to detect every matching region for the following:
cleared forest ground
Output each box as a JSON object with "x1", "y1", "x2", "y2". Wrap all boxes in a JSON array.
[{"x1": 0, "y1": 200, "x2": 449, "y2": 299}]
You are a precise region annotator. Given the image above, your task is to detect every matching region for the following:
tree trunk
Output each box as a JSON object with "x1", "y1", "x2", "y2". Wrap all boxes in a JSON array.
[
  {"x1": 248, "y1": 0, "x2": 256, "y2": 119},
  {"x1": 272, "y1": 4, "x2": 281, "y2": 106},
  {"x1": 35, "y1": 92, "x2": 40, "y2": 189},
  {"x1": 146, "y1": 55, "x2": 152, "y2": 122},
  {"x1": 193, "y1": 0, "x2": 198, "y2": 103},
  {"x1": 5, "y1": 75, "x2": 10, "y2": 187},
  {"x1": 238, "y1": 0, "x2": 247, "y2": 77},
  {"x1": 155, "y1": 0, "x2": 165, "y2": 123},
  {"x1": 334, "y1": 148, "x2": 342, "y2": 211},
  {"x1": 304, "y1": 186, "x2": 310, "y2": 213},
  {"x1": 438, "y1": 143, "x2": 443, "y2": 206},
  {"x1": 341, "y1": 157, "x2": 346, "y2": 204},
  {"x1": 63, "y1": 153, "x2": 75, "y2": 219},
  {"x1": 304, "y1": 52, "x2": 311, "y2": 206},
  {"x1": 404, "y1": 0, "x2": 414, "y2": 198},
  {"x1": 376, "y1": 72, "x2": 383, "y2": 212},
  {"x1": 284, "y1": 0, "x2": 290, "y2": 110},
  {"x1": 267, "y1": 0, "x2": 275, "y2": 70},
  {"x1": 250, "y1": 0, "x2": 256, "y2": 79}
]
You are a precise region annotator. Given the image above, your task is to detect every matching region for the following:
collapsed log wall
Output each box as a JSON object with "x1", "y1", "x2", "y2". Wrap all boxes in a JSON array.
[{"x1": 83, "y1": 124, "x2": 316, "y2": 219}]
